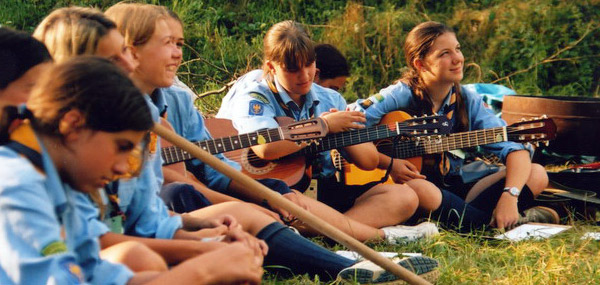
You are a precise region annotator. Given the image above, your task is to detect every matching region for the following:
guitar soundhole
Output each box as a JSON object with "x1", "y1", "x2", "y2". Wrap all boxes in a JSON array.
[
  {"x1": 240, "y1": 148, "x2": 277, "y2": 175},
  {"x1": 246, "y1": 149, "x2": 270, "y2": 167}
]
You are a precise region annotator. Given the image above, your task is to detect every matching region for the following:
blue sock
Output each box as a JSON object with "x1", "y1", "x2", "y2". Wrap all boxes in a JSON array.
[
  {"x1": 256, "y1": 222, "x2": 354, "y2": 280},
  {"x1": 432, "y1": 189, "x2": 490, "y2": 232}
]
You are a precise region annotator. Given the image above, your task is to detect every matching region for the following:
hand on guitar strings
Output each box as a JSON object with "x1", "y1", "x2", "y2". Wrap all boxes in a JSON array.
[
  {"x1": 389, "y1": 158, "x2": 426, "y2": 183},
  {"x1": 320, "y1": 108, "x2": 366, "y2": 133}
]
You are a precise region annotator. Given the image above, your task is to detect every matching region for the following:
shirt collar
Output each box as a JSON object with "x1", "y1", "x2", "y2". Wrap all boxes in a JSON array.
[
  {"x1": 438, "y1": 87, "x2": 455, "y2": 114},
  {"x1": 272, "y1": 78, "x2": 320, "y2": 110},
  {"x1": 151, "y1": 88, "x2": 169, "y2": 117}
]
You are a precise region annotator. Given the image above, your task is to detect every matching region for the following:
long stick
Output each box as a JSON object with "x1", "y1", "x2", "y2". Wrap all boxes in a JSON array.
[{"x1": 153, "y1": 123, "x2": 431, "y2": 285}]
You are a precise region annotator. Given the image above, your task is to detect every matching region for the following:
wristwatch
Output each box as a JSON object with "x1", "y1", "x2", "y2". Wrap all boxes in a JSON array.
[{"x1": 503, "y1": 186, "x2": 521, "y2": 197}]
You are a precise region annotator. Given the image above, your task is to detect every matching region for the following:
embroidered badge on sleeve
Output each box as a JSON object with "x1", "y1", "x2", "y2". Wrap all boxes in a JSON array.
[
  {"x1": 41, "y1": 240, "x2": 68, "y2": 256},
  {"x1": 249, "y1": 92, "x2": 270, "y2": 104},
  {"x1": 249, "y1": 100, "x2": 265, "y2": 116}
]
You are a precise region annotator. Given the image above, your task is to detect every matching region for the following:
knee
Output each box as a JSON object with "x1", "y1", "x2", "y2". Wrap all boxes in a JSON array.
[
  {"x1": 105, "y1": 241, "x2": 168, "y2": 272},
  {"x1": 388, "y1": 185, "x2": 419, "y2": 214},
  {"x1": 406, "y1": 179, "x2": 442, "y2": 210},
  {"x1": 527, "y1": 163, "x2": 549, "y2": 196}
]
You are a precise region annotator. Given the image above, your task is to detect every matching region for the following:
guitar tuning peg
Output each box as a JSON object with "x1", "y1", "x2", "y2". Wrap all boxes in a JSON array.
[
  {"x1": 423, "y1": 130, "x2": 428, "y2": 134},
  {"x1": 544, "y1": 141, "x2": 550, "y2": 146},
  {"x1": 534, "y1": 142, "x2": 540, "y2": 147},
  {"x1": 541, "y1": 114, "x2": 547, "y2": 118}
]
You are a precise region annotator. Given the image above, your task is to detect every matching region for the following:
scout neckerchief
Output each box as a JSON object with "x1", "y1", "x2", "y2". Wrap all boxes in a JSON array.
[
  {"x1": 437, "y1": 88, "x2": 457, "y2": 177},
  {"x1": 5, "y1": 122, "x2": 43, "y2": 171},
  {"x1": 267, "y1": 79, "x2": 315, "y2": 119},
  {"x1": 267, "y1": 78, "x2": 322, "y2": 182}
]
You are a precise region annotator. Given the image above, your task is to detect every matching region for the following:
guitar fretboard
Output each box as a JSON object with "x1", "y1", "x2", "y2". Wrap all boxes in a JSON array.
[
  {"x1": 161, "y1": 128, "x2": 283, "y2": 165},
  {"x1": 393, "y1": 126, "x2": 507, "y2": 158},
  {"x1": 302, "y1": 124, "x2": 401, "y2": 155}
]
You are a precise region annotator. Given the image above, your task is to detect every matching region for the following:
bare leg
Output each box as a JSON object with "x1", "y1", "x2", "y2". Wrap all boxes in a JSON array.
[
  {"x1": 344, "y1": 184, "x2": 418, "y2": 228},
  {"x1": 406, "y1": 178, "x2": 443, "y2": 211},
  {"x1": 465, "y1": 163, "x2": 548, "y2": 203},
  {"x1": 289, "y1": 190, "x2": 386, "y2": 242},
  {"x1": 187, "y1": 201, "x2": 275, "y2": 235},
  {"x1": 100, "y1": 241, "x2": 168, "y2": 272}
]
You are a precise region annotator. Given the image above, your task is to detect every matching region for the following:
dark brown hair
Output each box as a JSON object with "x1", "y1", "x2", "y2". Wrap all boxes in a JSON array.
[
  {"x1": 399, "y1": 21, "x2": 468, "y2": 131},
  {"x1": 262, "y1": 20, "x2": 315, "y2": 80},
  {"x1": 26, "y1": 56, "x2": 152, "y2": 137}
]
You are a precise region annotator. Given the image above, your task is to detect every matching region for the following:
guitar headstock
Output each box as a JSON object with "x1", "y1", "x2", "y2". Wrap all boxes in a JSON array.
[
  {"x1": 507, "y1": 115, "x2": 557, "y2": 146},
  {"x1": 396, "y1": 115, "x2": 453, "y2": 137},
  {"x1": 281, "y1": 117, "x2": 329, "y2": 142}
]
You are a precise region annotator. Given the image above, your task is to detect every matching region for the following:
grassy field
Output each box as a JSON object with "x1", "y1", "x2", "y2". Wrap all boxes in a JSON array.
[
  {"x1": 2, "y1": 0, "x2": 600, "y2": 283},
  {"x1": 260, "y1": 219, "x2": 600, "y2": 284}
]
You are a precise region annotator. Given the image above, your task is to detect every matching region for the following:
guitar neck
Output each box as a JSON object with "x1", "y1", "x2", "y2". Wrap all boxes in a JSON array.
[
  {"x1": 393, "y1": 126, "x2": 507, "y2": 158},
  {"x1": 162, "y1": 128, "x2": 283, "y2": 165},
  {"x1": 302, "y1": 124, "x2": 399, "y2": 155}
]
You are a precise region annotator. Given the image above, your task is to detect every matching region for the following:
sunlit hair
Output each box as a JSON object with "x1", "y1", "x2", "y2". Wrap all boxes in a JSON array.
[
  {"x1": 105, "y1": 2, "x2": 168, "y2": 47},
  {"x1": 263, "y1": 20, "x2": 315, "y2": 79},
  {"x1": 33, "y1": 7, "x2": 115, "y2": 63},
  {"x1": 26, "y1": 56, "x2": 152, "y2": 137},
  {"x1": 399, "y1": 21, "x2": 468, "y2": 131}
]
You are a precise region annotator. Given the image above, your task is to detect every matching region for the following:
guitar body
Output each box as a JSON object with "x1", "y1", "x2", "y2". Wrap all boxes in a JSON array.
[
  {"x1": 339, "y1": 111, "x2": 423, "y2": 185},
  {"x1": 205, "y1": 117, "x2": 308, "y2": 187}
]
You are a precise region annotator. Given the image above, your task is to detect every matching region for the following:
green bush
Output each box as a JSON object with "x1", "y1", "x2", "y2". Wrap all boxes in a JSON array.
[{"x1": 3, "y1": 0, "x2": 598, "y2": 113}]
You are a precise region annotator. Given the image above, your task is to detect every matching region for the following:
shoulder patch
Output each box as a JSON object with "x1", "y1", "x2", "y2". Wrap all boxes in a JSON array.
[
  {"x1": 60, "y1": 260, "x2": 85, "y2": 284},
  {"x1": 371, "y1": 93, "x2": 385, "y2": 102},
  {"x1": 249, "y1": 100, "x2": 265, "y2": 116},
  {"x1": 249, "y1": 92, "x2": 270, "y2": 104},
  {"x1": 359, "y1": 93, "x2": 385, "y2": 109},
  {"x1": 41, "y1": 240, "x2": 68, "y2": 256}
]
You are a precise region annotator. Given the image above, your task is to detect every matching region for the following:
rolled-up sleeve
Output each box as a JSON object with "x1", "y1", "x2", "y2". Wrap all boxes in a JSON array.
[{"x1": 466, "y1": 90, "x2": 530, "y2": 162}]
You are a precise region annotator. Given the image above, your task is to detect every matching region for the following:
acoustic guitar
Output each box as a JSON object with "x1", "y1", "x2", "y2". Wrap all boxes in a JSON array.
[
  {"x1": 335, "y1": 112, "x2": 557, "y2": 185},
  {"x1": 205, "y1": 112, "x2": 452, "y2": 190},
  {"x1": 161, "y1": 117, "x2": 328, "y2": 166}
]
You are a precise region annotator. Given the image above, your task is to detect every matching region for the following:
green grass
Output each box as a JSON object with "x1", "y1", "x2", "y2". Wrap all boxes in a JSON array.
[
  {"x1": 2, "y1": 1, "x2": 600, "y2": 283},
  {"x1": 262, "y1": 220, "x2": 600, "y2": 284}
]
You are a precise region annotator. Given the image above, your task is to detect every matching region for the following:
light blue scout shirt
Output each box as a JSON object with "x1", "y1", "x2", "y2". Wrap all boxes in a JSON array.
[
  {"x1": 89, "y1": 95, "x2": 183, "y2": 239},
  {"x1": 354, "y1": 82, "x2": 529, "y2": 176},
  {"x1": 217, "y1": 77, "x2": 347, "y2": 178},
  {"x1": 0, "y1": 132, "x2": 133, "y2": 284},
  {"x1": 216, "y1": 69, "x2": 263, "y2": 119},
  {"x1": 158, "y1": 86, "x2": 240, "y2": 192}
]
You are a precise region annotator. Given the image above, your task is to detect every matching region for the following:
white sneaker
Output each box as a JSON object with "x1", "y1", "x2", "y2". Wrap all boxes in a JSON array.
[
  {"x1": 382, "y1": 222, "x2": 439, "y2": 245},
  {"x1": 337, "y1": 256, "x2": 440, "y2": 284}
]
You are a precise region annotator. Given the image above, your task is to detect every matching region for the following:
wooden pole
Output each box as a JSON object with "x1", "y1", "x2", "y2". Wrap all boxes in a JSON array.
[{"x1": 153, "y1": 123, "x2": 431, "y2": 285}]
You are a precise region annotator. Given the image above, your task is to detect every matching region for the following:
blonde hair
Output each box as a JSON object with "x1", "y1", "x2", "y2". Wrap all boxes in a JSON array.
[
  {"x1": 105, "y1": 2, "x2": 168, "y2": 47},
  {"x1": 33, "y1": 7, "x2": 116, "y2": 63},
  {"x1": 262, "y1": 20, "x2": 315, "y2": 80}
]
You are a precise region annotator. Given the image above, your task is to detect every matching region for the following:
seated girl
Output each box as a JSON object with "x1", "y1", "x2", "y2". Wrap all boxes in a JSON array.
[
  {"x1": 354, "y1": 21, "x2": 552, "y2": 231},
  {"x1": 0, "y1": 56, "x2": 264, "y2": 284}
]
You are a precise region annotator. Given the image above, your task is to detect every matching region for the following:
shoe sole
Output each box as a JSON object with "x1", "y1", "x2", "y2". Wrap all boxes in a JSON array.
[
  {"x1": 535, "y1": 206, "x2": 560, "y2": 224},
  {"x1": 338, "y1": 256, "x2": 440, "y2": 284}
]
